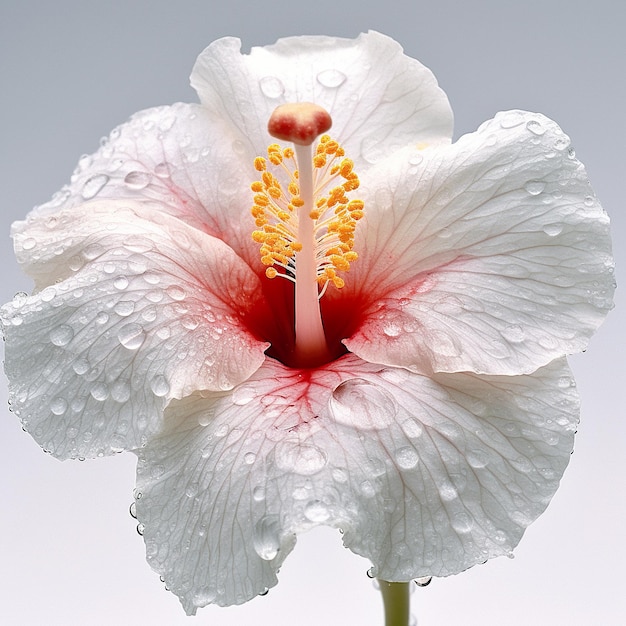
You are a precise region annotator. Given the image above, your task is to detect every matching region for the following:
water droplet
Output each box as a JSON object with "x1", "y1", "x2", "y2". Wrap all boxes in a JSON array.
[
  {"x1": 329, "y1": 379, "x2": 397, "y2": 430},
  {"x1": 166, "y1": 285, "x2": 186, "y2": 301},
  {"x1": 499, "y1": 112, "x2": 525, "y2": 128},
  {"x1": 95, "y1": 311, "x2": 109, "y2": 325},
  {"x1": 451, "y1": 512, "x2": 474, "y2": 533},
  {"x1": 258, "y1": 587, "x2": 270, "y2": 597},
  {"x1": 111, "y1": 380, "x2": 131, "y2": 403},
  {"x1": 414, "y1": 576, "x2": 432, "y2": 587},
  {"x1": 304, "y1": 500, "x2": 330, "y2": 523},
  {"x1": 366, "y1": 567, "x2": 376, "y2": 579},
  {"x1": 401, "y1": 419, "x2": 423, "y2": 439},
  {"x1": 22, "y1": 237, "x2": 36, "y2": 250},
  {"x1": 259, "y1": 76, "x2": 285, "y2": 98},
  {"x1": 136, "y1": 522, "x2": 145, "y2": 536},
  {"x1": 154, "y1": 162, "x2": 170, "y2": 178},
  {"x1": 150, "y1": 375, "x2": 170, "y2": 397},
  {"x1": 232, "y1": 384, "x2": 256, "y2": 406},
  {"x1": 382, "y1": 320, "x2": 402, "y2": 337},
  {"x1": 466, "y1": 449, "x2": 489, "y2": 469},
  {"x1": 114, "y1": 300, "x2": 135, "y2": 317},
  {"x1": 72, "y1": 357, "x2": 90, "y2": 375},
  {"x1": 253, "y1": 515, "x2": 281, "y2": 560},
  {"x1": 244, "y1": 452, "x2": 256, "y2": 465},
  {"x1": 526, "y1": 120, "x2": 545, "y2": 136},
  {"x1": 118, "y1": 323, "x2": 145, "y2": 349},
  {"x1": 50, "y1": 397, "x2": 68, "y2": 415},
  {"x1": 124, "y1": 171, "x2": 151, "y2": 190},
  {"x1": 524, "y1": 180, "x2": 546, "y2": 196},
  {"x1": 543, "y1": 223, "x2": 563, "y2": 237},
  {"x1": 252, "y1": 486, "x2": 265, "y2": 502},
  {"x1": 90, "y1": 382, "x2": 109, "y2": 402},
  {"x1": 395, "y1": 446, "x2": 419, "y2": 469},
  {"x1": 316, "y1": 69, "x2": 347, "y2": 88},
  {"x1": 50, "y1": 324, "x2": 74, "y2": 347},
  {"x1": 274, "y1": 441, "x2": 327, "y2": 475},
  {"x1": 114, "y1": 276, "x2": 129, "y2": 290},
  {"x1": 81, "y1": 174, "x2": 109, "y2": 199},
  {"x1": 129, "y1": 501, "x2": 137, "y2": 519},
  {"x1": 501, "y1": 324, "x2": 525, "y2": 343},
  {"x1": 438, "y1": 482, "x2": 458, "y2": 502}
]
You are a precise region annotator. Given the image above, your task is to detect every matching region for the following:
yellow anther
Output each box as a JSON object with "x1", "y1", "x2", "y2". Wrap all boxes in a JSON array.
[{"x1": 251, "y1": 132, "x2": 363, "y2": 291}]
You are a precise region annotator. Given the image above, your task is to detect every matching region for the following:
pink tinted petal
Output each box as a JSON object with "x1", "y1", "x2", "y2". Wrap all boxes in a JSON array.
[
  {"x1": 191, "y1": 32, "x2": 453, "y2": 169},
  {"x1": 30, "y1": 103, "x2": 260, "y2": 267},
  {"x1": 344, "y1": 110, "x2": 614, "y2": 374},
  {"x1": 134, "y1": 355, "x2": 577, "y2": 610},
  {"x1": 1, "y1": 201, "x2": 266, "y2": 459}
]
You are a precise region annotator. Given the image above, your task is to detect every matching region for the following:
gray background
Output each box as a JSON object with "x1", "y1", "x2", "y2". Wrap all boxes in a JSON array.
[{"x1": 1, "y1": 1, "x2": 624, "y2": 624}]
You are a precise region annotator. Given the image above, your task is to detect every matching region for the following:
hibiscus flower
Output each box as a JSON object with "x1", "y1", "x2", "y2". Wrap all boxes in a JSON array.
[{"x1": 1, "y1": 31, "x2": 614, "y2": 618}]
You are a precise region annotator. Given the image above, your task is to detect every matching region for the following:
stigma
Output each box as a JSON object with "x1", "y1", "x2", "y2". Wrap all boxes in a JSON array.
[{"x1": 250, "y1": 103, "x2": 364, "y2": 366}]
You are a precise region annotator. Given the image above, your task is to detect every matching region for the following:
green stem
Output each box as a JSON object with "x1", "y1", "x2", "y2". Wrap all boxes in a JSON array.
[{"x1": 378, "y1": 580, "x2": 411, "y2": 626}]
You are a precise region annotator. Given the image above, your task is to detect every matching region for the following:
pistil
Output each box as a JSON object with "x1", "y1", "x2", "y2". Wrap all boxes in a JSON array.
[{"x1": 251, "y1": 103, "x2": 362, "y2": 367}]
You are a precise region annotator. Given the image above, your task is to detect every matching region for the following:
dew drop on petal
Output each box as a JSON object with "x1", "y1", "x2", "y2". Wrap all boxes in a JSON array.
[
  {"x1": 232, "y1": 384, "x2": 256, "y2": 406},
  {"x1": 524, "y1": 180, "x2": 546, "y2": 196},
  {"x1": 329, "y1": 379, "x2": 397, "y2": 430},
  {"x1": 81, "y1": 174, "x2": 109, "y2": 199},
  {"x1": 124, "y1": 171, "x2": 151, "y2": 190},
  {"x1": 166, "y1": 285, "x2": 186, "y2": 301},
  {"x1": 129, "y1": 501, "x2": 137, "y2": 519},
  {"x1": 526, "y1": 119, "x2": 546, "y2": 135},
  {"x1": 366, "y1": 566, "x2": 376, "y2": 579},
  {"x1": 50, "y1": 325, "x2": 74, "y2": 347},
  {"x1": 499, "y1": 111, "x2": 525, "y2": 128},
  {"x1": 136, "y1": 522, "x2": 145, "y2": 536},
  {"x1": 439, "y1": 482, "x2": 458, "y2": 502},
  {"x1": 22, "y1": 237, "x2": 36, "y2": 250},
  {"x1": 501, "y1": 324, "x2": 525, "y2": 343},
  {"x1": 451, "y1": 512, "x2": 474, "y2": 534},
  {"x1": 395, "y1": 446, "x2": 419, "y2": 469},
  {"x1": 414, "y1": 576, "x2": 432, "y2": 587},
  {"x1": 50, "y1": 397, "x2": 68, "y2": 416},
  {"x1": 111, "y1": 380, "x2": 131, "y2": 403},
  {"x1": 90, "y1": 382, "x2": 109, "y2": 402},
  {"x1": 259, "y1": 76, "x2": 285, "y2": 98},
  {"x1": 114, "y1": 301, "x2": 135, "y2": 317},
  {"x1": 304, "y1": 500, "x2": 330, "y2": 523},
  {"x1": 244, "y1": 452, "x2": 256, "y2": 465},
  {"x1": 316, "y1": 69, "x2": 347, "y2": 88},
  {"x1": 274, "y1": 441, "x2": 327, "y2": 475},
  {"x1": 150, "y1": 375, "x2": 170, "y2": 397},
  {"x1": 118, "y1": 323, "x2": 146, "y2": 349},
  {"x1": 543, "y1": 223, "x2": 564, "y2": 237},
  {"x1": 114, "y1": 276, "x2": 129, "y2": 290},
  {"x1": 252, "y1": 486, "x2": 265, "y2": 502},
  {"x1": 253, "y1": 515, "x2": 281, "y2": 561}
]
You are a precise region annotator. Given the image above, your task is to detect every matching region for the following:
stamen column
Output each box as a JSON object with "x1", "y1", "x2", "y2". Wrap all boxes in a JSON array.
[{"x1": 268, "y1": 103, "x2": 333, "y2": 366}]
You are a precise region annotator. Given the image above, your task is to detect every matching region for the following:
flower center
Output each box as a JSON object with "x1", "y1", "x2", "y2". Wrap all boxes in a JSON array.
[{"x1": 250, "y1": 103, "x2": 363, "y2": 367}]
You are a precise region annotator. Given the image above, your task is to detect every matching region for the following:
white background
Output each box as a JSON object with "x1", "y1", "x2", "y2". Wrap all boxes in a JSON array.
[{"x1": 1, "y1": 1, "x2": 624, "y2": 624}]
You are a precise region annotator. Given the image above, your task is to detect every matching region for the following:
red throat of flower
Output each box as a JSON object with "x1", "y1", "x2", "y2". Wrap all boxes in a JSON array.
[{"x1": 250, "y1": 103, "x2": 364, "y2": 368}]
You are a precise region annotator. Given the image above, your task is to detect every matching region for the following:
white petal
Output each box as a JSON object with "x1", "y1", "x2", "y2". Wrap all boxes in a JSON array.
[
  {"x1": 1, "y1": 201, "x2": 267, "y2": 459},
  {"x1": 191, "y1": 32, "x2": 453, "y2": 168},
  {"x1": 134, "y1": 355, "x2": 577, "y2": 611},
  {"x1": 28, "y1": 103, "x2": 260, "y2": 268},
  {"x1": 344, "y1": 110, "x2": 614, "y2": 374}
]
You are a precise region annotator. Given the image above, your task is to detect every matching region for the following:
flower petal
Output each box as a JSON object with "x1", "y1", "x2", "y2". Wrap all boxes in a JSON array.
[
  {"x1": 191, "y1": 31, "x2": 453, "y2": 168},
  {"x1": 28, "y1": 103, "x2": 260, "y2": 267},
  {"x1": 344, "y1": 110, "x2": 614, "y2": 374},
  {"x1": 1, "y1": 200, "x2": 267, "y2": 459},
  {"x1": 134, "y1": 354, "x2": 577, "y2": 611}
]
